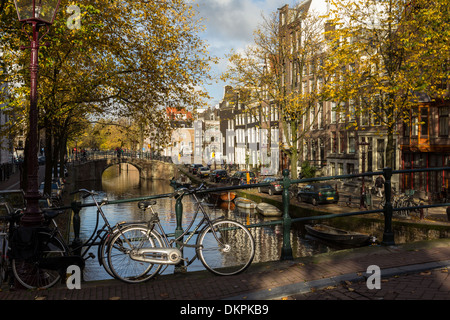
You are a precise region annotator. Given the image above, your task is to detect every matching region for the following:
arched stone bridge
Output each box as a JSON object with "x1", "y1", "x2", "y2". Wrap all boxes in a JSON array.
[{"x1": 72, "y1": 158, "x2": 179, "y2": 183}]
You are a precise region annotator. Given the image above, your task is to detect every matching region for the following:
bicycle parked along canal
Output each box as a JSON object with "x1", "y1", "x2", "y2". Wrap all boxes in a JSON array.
[
  {"x1": 5, "y1": 189, "x2": 148, "y2": 289},
  {"x1": 107, "y1": 183, "x2": 255, "y2": 284}
]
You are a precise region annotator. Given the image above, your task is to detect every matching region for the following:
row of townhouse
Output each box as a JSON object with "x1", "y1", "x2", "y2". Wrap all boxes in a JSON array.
[
  {"x1": 275, "y1": 0, "x2": 450, "y2": 197},
  {"x1": 160, "y1": 0, "x2": 449, "y2": 199}
]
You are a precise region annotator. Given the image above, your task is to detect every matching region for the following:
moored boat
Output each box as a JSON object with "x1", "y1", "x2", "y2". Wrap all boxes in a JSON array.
[
  {"x1": 256, "y1": 202, "x2": 282, "y2": 217},
  {"x1": 305, "y1": 224, "x2": 373, "y2": 247},
  {"x1": 234, "y1": 197, "x2": 257, "y2": 209},
  {"x1": 208, "y1": 191, "x2": 236, "y2": 203},
  {"x1": 220, "y1": 191, "x2": 236, "y2": 202}
]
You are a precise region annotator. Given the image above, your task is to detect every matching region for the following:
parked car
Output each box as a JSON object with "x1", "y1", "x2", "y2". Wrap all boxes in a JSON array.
[
  {"x1": 197, "y1": 166, "x2": 211, "y2": 178},
  {"x1": 258, "y1": 177, "x2": 282, "y2": 195},
  {"x1": 189, "y1": 164, "x2": 203, "y2": 174},
  {"x1": 297, "y1": 183, "x2": 339, "y2": 206},
  {"x1": 209, "y1": 169, "x2": 229, "y2": 183},
  {"x1": 228, "y1": 171, "x2": 256, "y2": 185},
  {"x1": 39, "y1": 182, "x2": 63, "y2": 200},
  {"x1": 0, "y1": 190, "x2": 26, "y2": 211}
]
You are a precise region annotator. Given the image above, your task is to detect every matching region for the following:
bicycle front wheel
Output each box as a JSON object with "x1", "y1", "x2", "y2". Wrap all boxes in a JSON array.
[
  {"x1": 107, "y1": 226, "x2": 163, "y2": 284},
  {"x1": 12, "y1": 231, "x2": 67, "y2": 290},
  {"x1": 197, "y1": 219, "x2": 255, "y2": 276}
]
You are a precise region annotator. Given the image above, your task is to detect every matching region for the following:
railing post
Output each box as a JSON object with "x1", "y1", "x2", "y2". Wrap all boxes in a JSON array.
[
  {"x1": 174, "y1": 195, "x2": 186, "y2": 273},
  {"x1": 71, "y1": 200, "x2": 82, "y2": 255},
  {"x1": 280, "y1": 169, "x2": 293, "y2": 260},
  {"x1": 382, "y1": 167, "x2": 395, "y2": 246}
]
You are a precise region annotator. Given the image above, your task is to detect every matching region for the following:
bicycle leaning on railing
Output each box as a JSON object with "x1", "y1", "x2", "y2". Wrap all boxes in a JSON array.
[
  {"x1": 3, "y1": 189, "x2": 149, "y2": 290},
  {"x1": 378, "y1": 189, "x2": 428, "y2": 219},
  {"x1": 106, "y1": 183, "x2": 256, "y2": 284}
]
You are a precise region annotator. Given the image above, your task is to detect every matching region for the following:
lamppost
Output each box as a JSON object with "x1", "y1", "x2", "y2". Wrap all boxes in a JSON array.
[
  {"x1": 359, "y1": 137, "x2": 370, "y2": 209},
  {"x1": 14, "y1": 0, "x2": 62, "y2": 227}
]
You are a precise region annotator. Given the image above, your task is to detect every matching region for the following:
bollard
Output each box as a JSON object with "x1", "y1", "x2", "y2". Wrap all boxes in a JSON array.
[
  {"x1": 71, "y1": 200, "x2": 82, "y2": 255},
  {"x1": 280, "y1": 169, "x2": 293, "y2": 260},
  {"x1": 174, "y1": 194, "x2": 186, "y2": 273},
  {"x1": 381, "y1": 167, "x2": 395, "y2": 246}
]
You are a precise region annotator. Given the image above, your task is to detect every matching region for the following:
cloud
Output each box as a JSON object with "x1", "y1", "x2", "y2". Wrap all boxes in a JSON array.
[{"x1": 193, "y1": 0, "x2": 297, "y2": 104}]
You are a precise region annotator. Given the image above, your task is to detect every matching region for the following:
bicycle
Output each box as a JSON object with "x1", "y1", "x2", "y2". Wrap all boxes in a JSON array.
[
  {"x1": 9, "y1": 189, "x2": 145, "y2": 289},
  {"x1": 0, "y1": 211, "x2": 18, "y2": 289},
  {"x1": 107, "y1": 184, "x2": 255, "y2": 284},
  {"x1": 398, "y1": 190, "x2": 428, "y2": 220}
]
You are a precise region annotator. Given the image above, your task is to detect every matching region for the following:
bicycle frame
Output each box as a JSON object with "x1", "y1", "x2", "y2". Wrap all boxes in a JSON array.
[{"x1": 134, "y1": 191, "x2": 222, "y2": 267}]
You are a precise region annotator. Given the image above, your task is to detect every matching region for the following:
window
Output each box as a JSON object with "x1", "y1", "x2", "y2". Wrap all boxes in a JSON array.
[
  {"x1": 420, "y1": 107, "x2": 428, "y2": 136},
  {"x1": 331, "y1": 132, "x2": 337, "y2": 153},
  {"x1": 331, "y1": 102, "x2": 337, "y2": 123},
  {"x1": 411, "y1": 110, "x2": 418, "y2": 136},
  {"x1": 348, "y1": 133, "x2": 356, "y2": 153},
  {"x1": 377, "y1": 139, "x2": 385, "y2": 169},
  {"x1": 339, "y1": 132, "x2": 345, "y2": 153},
  {"x1": 439, "y1": 106, "x2": 449, "y2": 136}
]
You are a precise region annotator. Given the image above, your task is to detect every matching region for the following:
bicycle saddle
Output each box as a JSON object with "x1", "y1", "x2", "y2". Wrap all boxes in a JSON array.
[{"x1": 138, "y1": 200, "x2": 157, "y2": 209}]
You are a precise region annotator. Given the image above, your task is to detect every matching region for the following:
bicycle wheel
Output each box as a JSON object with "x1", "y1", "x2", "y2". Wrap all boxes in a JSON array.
[
  {"x1": 12, "y1": 231, "x2": 68, "y2": 289},
  {"x1": 197, "y1": 219, "x2": 255, "y2": 276},
  {"x1": 107, "y1": 226, "x2": 163, "y2": 283},
  {"x1": 0, "y1": 233, "x2": 8, "y2": 287},
  {"x1": 98, "y1": 224, "x2": 146, "y2": 279}
]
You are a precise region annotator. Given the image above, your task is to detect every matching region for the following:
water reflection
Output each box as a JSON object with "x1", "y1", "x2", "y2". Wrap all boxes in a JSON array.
[{"x1": 75, "y1": 164, "x2": 333, "y2": 281}]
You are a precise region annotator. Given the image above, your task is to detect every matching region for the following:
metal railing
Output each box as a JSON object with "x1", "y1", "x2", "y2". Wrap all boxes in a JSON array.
[{"x1": 63, "y1": 164, "x2": 450, "y2": 265}]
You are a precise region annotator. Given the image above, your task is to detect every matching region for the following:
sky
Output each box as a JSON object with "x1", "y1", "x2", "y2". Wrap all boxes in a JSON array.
[{"x1": 194, "y1": 0, "x2": 299, "y2": 108}]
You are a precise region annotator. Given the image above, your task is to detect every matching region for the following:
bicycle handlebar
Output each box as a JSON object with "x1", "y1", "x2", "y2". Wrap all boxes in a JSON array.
[
  {"x1": 172, "y1": 183, "x2": 206, "y2": 198},
  {"x1": 70, "y1": 189, "x2": 98, "y2": 199}
]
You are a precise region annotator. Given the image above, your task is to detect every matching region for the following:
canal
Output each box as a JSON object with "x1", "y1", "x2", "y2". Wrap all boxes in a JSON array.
[
  {"x1": 72, "y1": 163, "x2": 448, "y2": 282},
  {"x1": 73, "y1": 163, "x2": 337, "y2": 281}
]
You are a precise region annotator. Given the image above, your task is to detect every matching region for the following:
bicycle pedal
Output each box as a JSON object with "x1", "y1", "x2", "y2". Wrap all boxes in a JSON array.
[{"x1": 88, "y1": 253, "x2": 96, "y2": 259}]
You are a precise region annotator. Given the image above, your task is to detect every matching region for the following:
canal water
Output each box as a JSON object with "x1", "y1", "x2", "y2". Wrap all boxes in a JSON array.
[
  {"x1": 74, "y1": 163, "x2": 338, "y2": 281},
  {"x1": 73, "y1": 163, "x2": 446, "y2": 281}
]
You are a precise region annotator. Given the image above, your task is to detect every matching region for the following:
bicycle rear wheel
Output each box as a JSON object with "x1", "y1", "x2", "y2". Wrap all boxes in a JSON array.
[
  {"x1": 197, "y1": 219, "x2": 255, "y2": 276},
  {"x1": 12, "y1": 231, "x2": 67, "y2": 289},
  {"x1": 0, "y1": 232, "x2": 8, "y2": 287},
  {"x1": 107, "y1": 226, "x2": 163, "y2": 283}
]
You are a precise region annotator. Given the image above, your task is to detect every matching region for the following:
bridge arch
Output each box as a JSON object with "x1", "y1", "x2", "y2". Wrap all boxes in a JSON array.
[{"x1": 72, "y1": 158, "x2": 178, "y2": 183}]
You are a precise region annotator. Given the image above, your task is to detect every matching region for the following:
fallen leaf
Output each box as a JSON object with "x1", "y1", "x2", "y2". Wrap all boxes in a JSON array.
[
  {"x1": 281, "y1": 297, "x2": 289, "y2": 300},
  {"x1": 348, "y1": 288, "x2": 355, "y2": 292},
  {"x1": 34, "y1": 296, "x2": 46, "y2": 300},
  {"x1": 109, "y1": 296, "x2": 120, "y2": 300},
  {"x1": 420, "y1": 271, "x2": 431, "y2": 276},
  {"x1": 324, "y1": 286, "x2": 337, "y2": 290}
]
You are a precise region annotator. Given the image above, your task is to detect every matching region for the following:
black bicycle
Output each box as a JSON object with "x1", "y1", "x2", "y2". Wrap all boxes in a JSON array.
[
  {"x1": 10, "y1": 189, "x2": 144, "y2": 289},
  {"x1": 107, "y1": 184, "x2": 255, "y2": 283}
]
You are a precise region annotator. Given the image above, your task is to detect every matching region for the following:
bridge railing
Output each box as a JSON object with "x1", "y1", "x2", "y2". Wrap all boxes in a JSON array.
[{"x1": 65, "y1": 166, "x2": 450, "y2": 265}]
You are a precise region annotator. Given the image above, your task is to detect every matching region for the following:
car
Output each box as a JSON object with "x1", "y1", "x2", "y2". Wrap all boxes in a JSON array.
[
  {"x1": 0, "y1": 190, "x2": 26, "y2": 211},
  {"x1": 228, "y1": 171, "x2": 256, "y2": 185},
  {"x1": 197, "y1": 166, "x2": 210, "y2": 178},
  {"x1": 39, "y1": 182, "x2": 63, "y2": 200},
  {"x1": 258, "y1": 177, "x2": 282, "y2": 195},
  {"x1": 209, "y1": 169, "x2": 229, "y2": 183},
  {"x1": 189, "y1": 164, "x2": 203, "y2": 174},
  {"x1": 297, "y1": 183, "x2": 339, "y2": 206}
]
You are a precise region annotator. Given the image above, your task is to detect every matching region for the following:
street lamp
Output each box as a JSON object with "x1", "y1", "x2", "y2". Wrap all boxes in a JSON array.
[{"x1": 13, "y1": 0, "x2": 62, "y2": 227}]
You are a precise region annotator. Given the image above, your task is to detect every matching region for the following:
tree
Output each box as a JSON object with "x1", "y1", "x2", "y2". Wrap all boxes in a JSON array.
[
  {"x1": 1, "y1": 0, "x2": 214, "y2": 189},
  {"x1": 323, "y1": 0, "x2": 450, "y2": 169},
  {"x1": 223, "y1": 5, "x2": 326, "y2": 179}
]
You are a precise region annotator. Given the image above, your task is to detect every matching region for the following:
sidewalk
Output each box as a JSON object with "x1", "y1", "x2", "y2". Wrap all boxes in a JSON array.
[{"x1": 1, "y1": 238, "x2": 450, "y2": 301}]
